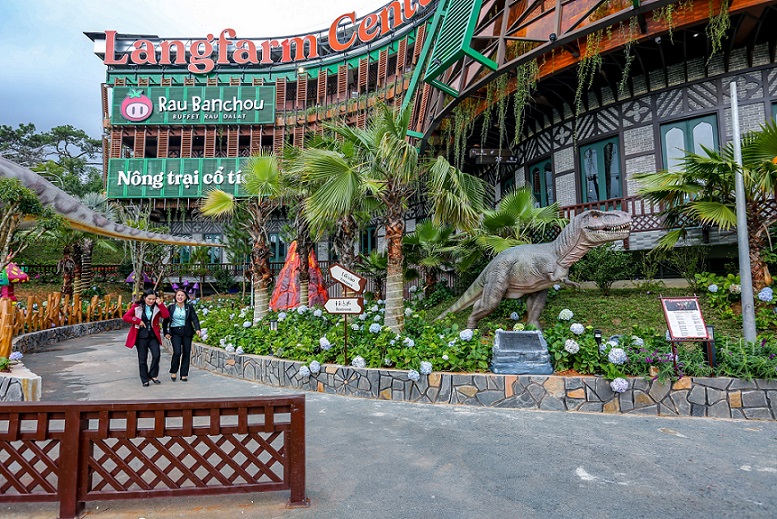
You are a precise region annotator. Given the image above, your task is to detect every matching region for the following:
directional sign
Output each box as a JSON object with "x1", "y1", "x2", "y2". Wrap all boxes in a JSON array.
[
  {"x1": 324, "y1": 297, "x2": 365, "y2": 315},
  {"x1": 329, "y1": 263, "x2": 367, "y2": 293}
]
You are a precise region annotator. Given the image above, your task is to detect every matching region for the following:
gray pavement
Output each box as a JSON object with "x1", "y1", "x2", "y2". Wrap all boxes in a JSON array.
[{"x1": 5, "y1": 329, "x2": 777, "y2": 518}]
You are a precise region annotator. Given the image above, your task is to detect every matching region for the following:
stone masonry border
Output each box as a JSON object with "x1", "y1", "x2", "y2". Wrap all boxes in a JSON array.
[
  {"x1": 8, "y1": 322, "x2": 777, "y2": 419},
  {"x1": 191, "y1": 341, "x2": 777, "y2": 421}
]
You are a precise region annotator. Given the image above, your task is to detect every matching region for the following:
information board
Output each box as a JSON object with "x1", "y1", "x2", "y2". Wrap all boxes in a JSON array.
[{"x1": 660, "y1": 297, "x2": 709, "y2": 341}]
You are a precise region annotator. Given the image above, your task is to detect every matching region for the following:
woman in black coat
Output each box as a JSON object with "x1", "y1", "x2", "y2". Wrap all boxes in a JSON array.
[{"x1": 162, "y1": 289, "x2": 201, "y2": 381}]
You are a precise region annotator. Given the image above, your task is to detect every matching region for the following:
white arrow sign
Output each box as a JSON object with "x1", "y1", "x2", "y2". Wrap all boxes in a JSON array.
[
  {"x1": 324, "y1": 297, "x2": 365, "y2": 315},
  {"x1": 329, "y1": 263, "x2": 367, "y2": 292}
]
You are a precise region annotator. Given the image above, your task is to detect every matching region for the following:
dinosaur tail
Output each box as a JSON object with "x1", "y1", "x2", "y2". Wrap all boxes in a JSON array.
[{"x1": 435, "y1": 271, "x2": 485, "y2": 321}]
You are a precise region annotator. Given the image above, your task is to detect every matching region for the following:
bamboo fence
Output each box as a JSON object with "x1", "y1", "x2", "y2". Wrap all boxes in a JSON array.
[{"x1": 0, "y1": 294, "x2": 125, "y2": 358}]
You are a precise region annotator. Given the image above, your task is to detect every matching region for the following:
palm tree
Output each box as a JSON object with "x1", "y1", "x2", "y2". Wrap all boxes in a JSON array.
[
  {"x1": 301, "y1": 104, "x2": 486, "y2": 331},
  {"x1": 78, "y1": 192, "x2": 117, "y2": 291},
  {"x1": 453, "y1": 187, "x2": 566, "y2": 272},
  {"x1": 201, "y1": 152, "x2": 283, "y2": 322},
  {"x1": 636, "y1": 121, "x2": 777, "y2": 289},
  {"x1": 356, "y1": 250, "x2": 388, "y2": 299},
  {"x1": 403, "y1": 221, "x2": 456, "y2": 297}
]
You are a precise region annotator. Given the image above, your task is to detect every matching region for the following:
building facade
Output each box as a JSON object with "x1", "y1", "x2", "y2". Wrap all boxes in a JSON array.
[{"x1": 88, "y1": 0, "x2": 777, "y2": 261}]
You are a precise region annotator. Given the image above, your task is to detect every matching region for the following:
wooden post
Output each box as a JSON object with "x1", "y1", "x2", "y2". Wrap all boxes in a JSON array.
[
  {"x1": 286, "y1": 398, "x2": 310, "y2": 508},
  {"x1": 0, "y1": 299, "x2": 13, "y2": 358},
  {"x1": 58, "y1": 408, "x2": 85, "y2": 519}
]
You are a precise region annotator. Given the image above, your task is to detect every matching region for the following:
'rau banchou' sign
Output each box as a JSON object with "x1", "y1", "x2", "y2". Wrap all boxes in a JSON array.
[
  {"x1": 112, "y1": 86, "x2": 276, "y2": 125},
  {"x1": 101, "y1": 0, "x2": 433, "y2": 74}
]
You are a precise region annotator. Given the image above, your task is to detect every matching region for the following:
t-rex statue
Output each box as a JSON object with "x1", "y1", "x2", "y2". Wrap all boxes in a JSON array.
[
  {"x1": 438, "y1": 209, "x2": 632, "y2": 329},
  {"x1": 0, "y1": 157, "x2": 219, "y2": 247}
]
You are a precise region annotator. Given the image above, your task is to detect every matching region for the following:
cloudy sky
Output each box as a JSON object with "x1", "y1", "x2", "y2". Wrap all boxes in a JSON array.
[{"x1": 0, "y1": 0, "x2": 386, "y2": 139}]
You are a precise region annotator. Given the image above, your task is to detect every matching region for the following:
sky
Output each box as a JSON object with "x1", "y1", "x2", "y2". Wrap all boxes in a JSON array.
[{"x1": 0, "y1": 0, "x2": 387, "y2": 140}]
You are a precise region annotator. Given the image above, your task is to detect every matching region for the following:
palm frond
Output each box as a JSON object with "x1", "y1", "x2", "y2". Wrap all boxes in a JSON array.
[{"x1": 200, "y1": 189, "x2": 236, "y2": 216}]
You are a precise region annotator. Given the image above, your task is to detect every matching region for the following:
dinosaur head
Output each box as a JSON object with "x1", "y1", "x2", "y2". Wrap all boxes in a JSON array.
[{"x1": 574, "y1": 209, "x2": 632, "y2": 246}]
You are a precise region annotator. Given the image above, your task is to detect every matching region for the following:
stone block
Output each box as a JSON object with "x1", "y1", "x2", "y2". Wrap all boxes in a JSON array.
[
  {"x1": 672, "y1": 377, "x2": 692, "y2": 390},
  {"x1": 706, "y1": 388, "x2": 725, "y2": 405},
  {"x1": 659, "y1": 403, "x2": 678, "y2": 416},
  {"x1": 633, "y1": 390, "x2": 654, "y2": 408},
  {"x1": 619, "y1": 392, "x2": 634, "y2": 412},
  {"x1": 649, "y1": 380, "x2": 671, "y2": 402},
  {"x1": 579, "y1": 402, "x2": 604, "y2": 413},
  {"x1": 729, "y1": 380, "x2": 758, "y2": 390},
  {"x1": 476, "y1": 390, "x2": 504, "y2": 407},
  {"x1": 742, "y1": 408, "x2": 774, "y2": 420},
  {"x1": 729, "y1": 391, "x2": 742, "y2": 408},
  {"x1": 708, "y1": 400, "x2": 732, "y2": 419},
  {"x1": 688, "y1": 386, "x2": 706, "y2": 405},
  {"x1": 567, "y1": 388, "x2": 585, "y2": 399},
  {"x1": 540, "y1": 396, "x2": 566, "y2": 411},
  {"x1": 756, "y1": 380, "x2": 777, "y2": 390},
  {"x1": 565, "y1": 377, "x2": 584, "y2": 390},
  {"x1": 693, "y1": 377, "x2": 731, "y2": 390},
  {"x1": 457, "y1": 385, "x2": 478, "y2": 398},
  {"x1": 603, "y1": 398, "x2": 620, "y2": 414},
  {"x1": 670, "y1": 392, "x2": 691, "y2": 416},
  {"x1": 741, "y1": 391, "x2": 768, "y2": 408},
  {"x1": 527, "y1": 383, "x2": 547, "y2": 402},
  {"x1": 691, "y1": 404, "x2": 706, "y2": 417},
  {"x1": 565, "y1": 398, "x2": 584, "y2": 411},
  {"x1": 543, "y1": 377, "x2": 565, "y2": 398},
  {"x1": 630, "y1": 404, "x2": 658, "y2": 415}
]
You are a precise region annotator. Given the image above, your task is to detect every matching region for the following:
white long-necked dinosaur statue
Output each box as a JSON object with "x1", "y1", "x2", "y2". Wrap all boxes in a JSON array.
[{"x1": 0, "y1": 157, "x2": 221, "y2": 247}]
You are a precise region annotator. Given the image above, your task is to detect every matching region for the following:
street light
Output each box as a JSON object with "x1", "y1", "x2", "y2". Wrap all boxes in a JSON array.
[{"x1": 594, "y1": 329, "x2": 602, "y2": 347}]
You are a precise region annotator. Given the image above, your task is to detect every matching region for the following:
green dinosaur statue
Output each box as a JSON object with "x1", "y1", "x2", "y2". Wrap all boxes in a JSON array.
[{"x1": 438, "y1": 210, "x2": 632, "y2": 329}]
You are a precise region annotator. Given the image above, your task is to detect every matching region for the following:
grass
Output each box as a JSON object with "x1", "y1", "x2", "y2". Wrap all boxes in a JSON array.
[{"x1": 422, "y1": 286, "x2": 743, "y2": 340}]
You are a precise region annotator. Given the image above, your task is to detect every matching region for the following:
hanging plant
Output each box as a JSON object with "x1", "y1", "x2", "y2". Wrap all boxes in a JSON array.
[
  {"x1": 706, "y1": 0, "x2": 731, "y2": 58},
  {"x1": 480, "y1": 81, "x2": 496, "y2": 148},
  {"x1": 451, "y1": 99, "x2": 478, "y2": 170},
  {"x1": 495, "y1": 74, "x2": 510, "y2": 155},
  {"x1": 618, "y1": 17, "x2": 639, "y2": 95},
  {"x1": 652, "y1": 4, "x2": 677, "y2": 43},
  {"x1": 575, "y1": 30, "x2": 605, "y2": 116},
  {"x1": 512, "y1": 59, "x2": 539, "y2": 145}
]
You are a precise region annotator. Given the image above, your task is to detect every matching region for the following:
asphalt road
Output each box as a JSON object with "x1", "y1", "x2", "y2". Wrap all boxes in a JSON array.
[{"x1": 5, "y1": 329, "x2": 777, "y2": 518}]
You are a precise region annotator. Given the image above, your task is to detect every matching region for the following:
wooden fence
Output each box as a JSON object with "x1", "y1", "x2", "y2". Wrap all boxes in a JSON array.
[
  {"x1": 0, "y1": 396, "x2": 308, "y2": 518},
  {"x1": 0, "y1": 294, "x2": 125, "y2": 359}
]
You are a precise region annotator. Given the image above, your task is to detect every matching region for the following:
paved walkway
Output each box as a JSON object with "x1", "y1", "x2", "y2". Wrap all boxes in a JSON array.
[{"x1": 5, "y1": 329, "x2": 777, "y2": 518}]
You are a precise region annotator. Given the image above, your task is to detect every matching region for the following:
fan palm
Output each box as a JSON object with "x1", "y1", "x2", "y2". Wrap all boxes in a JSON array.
[
  {"x1": 403, "y1": 220, "x2": 456, "y2": 297},
  {"x1": 453, "y1": 187, "x2": 566, "y2": 272},
  {"x1": 636, "y1": 120, "x2": 777, "y2": 289},
  {"x1": 300, "y1": 104, "x2": 486, "y2": 331},
  {"x1": 200, "y1": 152, "x2": 284, "y2": 322}
]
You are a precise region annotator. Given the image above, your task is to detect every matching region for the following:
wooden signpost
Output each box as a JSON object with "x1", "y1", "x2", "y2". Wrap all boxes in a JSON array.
[{"x1": 326, "y1": 264, "x2": 367, "y2": 365}]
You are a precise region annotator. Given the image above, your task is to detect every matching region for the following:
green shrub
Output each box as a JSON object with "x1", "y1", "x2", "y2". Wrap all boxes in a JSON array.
[{"x1": 571, "y1": 244, "x2": 634, "y2": 295}]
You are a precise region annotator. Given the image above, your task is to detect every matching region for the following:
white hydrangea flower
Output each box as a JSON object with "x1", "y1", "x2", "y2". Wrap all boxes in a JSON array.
[
  {"x1": 243, "y1": 321, "x2": 252, "y2": 328},
  {"x1": 358, "y1": 313, "x2": 367, "y2": 321},
  {"x1": 729, "y1": 284, "x2": 741, "y2": 295},
  {"x1": 442, "y1": 354, "x2": 449, "y2": 360},
  {"x1": 369, "y1": 323, "x2": 382, "y2": 334},
  {"x1": 370, "y1": 305, "x2": 379, "y2": 312},
  {"x1": 610, "y1": 377, "x2": 629, "y2": 393},
  {"x1": 352, "y1": 356, "x2": 366, "y2": 369},
  {"x1": 404, "y1": 308, "x2": 413, "y2": 317},
  {"x1": 229, "y1": 313, "x2": 235, "y2": 319},
  {"x1": 570, "y1": 323, "x2": 585, "y2": 335},
  {"x1": 299, "y1": 365, "x2": 311, "y2": 377},
  {"x1": 409, "y1": 286, "x2": 418, "y2": 293},
  {"x1": 608, "y1": 348, "x2": 628, "y2": 365},
  {"x1": 564, "y1": 339, "x2": 580, "y2": 354},
  {"x1": 235, "y1": 346, "x2": 244, "y2": 355},
  {"x1": 384, "y1": 357, "x2": 393, "y2": 366},
  {"x1": 225, "y1": 344, "x2": 235, "y2": 353},
  {"x1": 319, "y1": 337, "x2": 332, "y2": 350},
  {"x1": 558, "y1": 309, "x2": 574, "y2": 321},
  {"x1": 419, "y1": 361, "x2": 433, "y2": 375},
  {"x1": 351, "y1": 323, "x2": 360, "y2": 331},
  {"x1": 459, "y1": 329, "x2": 474, "y2": 341},
  {"x1": 314, "y1": 309, "x2": 323, "y2": 318},
  {"x1": 297, "y1": 305, "x2": 308, "y2": 314},
  {"x1": 278, "y1": 312, "x2": 287, "y2": 321},
  {"x1": 403, "y1": 337, "x2": 415, "y2": 347},
  {"x1": 373, "y1": 315, "x2": 382, "y2": 322},
  {"x1": 390, "y1": 339, "x2": 396, "y2": 345},
  {"x1": 220, "y1": 338, "x2": 227, "y2": 347},
  {"x1": 510, "y1": 312, "x2": 520, "y2": 321},
  {"x1": 553, "y1": 284, "x2": 561, "y2": 291},
  {"x1": 601, "y1": 339, "x2": 618, "y2": 354},
  {"x1": 631, "y1": 336, "x2": 644, "y2": 347},
  {"x1": 202, "y1": 308, "x2": 209, "y2": 315},
  {"x1": 708, "y1": 284, "x2": 719, "y2": 293},
  {"x1": 377, "y1": 299, "x2": 384, "y2": 305},
  {"x1": 309, "y1": 361, "x2": 321, "y2": 374},
  {"x1": 407, "y1": 369, "x2": 420, "y2": 381},
  {"x1": 447, "y1": 340, "x2": 456, "y2": 347}
]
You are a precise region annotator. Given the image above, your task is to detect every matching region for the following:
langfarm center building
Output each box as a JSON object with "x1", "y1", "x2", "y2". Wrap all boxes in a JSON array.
[{"x1": 87, "y1": 0, "x2": 777, "y2": 264}]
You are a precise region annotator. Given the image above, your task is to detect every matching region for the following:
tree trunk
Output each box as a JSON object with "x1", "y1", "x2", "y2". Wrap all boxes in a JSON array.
[
  {"x1": 80, "y1": 238, "x2": 94, "y2": 292},
  {"x1": 748, "y1": 222, "x2": 768, "y2": 290},
  {"x1": 72, "y1": 243, "x2": 83, "y2": 295},
  {"x1": 383, "y1": 216, "x2": 405, "y2": 332},
  {"x1": 251, "y1": 238, "x2": 272, "y2": 323},
  {"x1": 333, "y1": 215, "x2": 358, "y2": 270}
]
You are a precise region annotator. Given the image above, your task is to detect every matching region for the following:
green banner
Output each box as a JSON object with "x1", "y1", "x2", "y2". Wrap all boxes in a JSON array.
[
  {"x1": 107, "y1": 158, "x2": 249, "y2": 198},
  {"x1": 111, "y1": 85, "x2": 276, "y2": 125}
]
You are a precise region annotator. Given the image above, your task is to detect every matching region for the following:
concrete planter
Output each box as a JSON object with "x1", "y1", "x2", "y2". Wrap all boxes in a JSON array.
[{"x1": 0, "y1": 363, "x2": 41, "y2": 401}]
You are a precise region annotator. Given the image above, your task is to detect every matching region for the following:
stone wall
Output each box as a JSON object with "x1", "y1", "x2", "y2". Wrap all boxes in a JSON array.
[
  {"x1": 191, "y1": 342, "x2": 777, "y2": 421},
  {"x1": 12, "y1": 319, "x2": 126, "y2": 354},
  {"x1": 0, "y1": 364, "x2": 41, "y2": 401}
]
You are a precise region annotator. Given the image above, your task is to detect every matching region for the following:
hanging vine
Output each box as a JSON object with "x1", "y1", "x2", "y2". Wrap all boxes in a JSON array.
[
  {"x1": 706, "y1": 0, "x2": 731, "y2": 58},
  {"x1": 494, "y1": 74, "x2": 510, "y2": 155},
  {"x1": 652, "y1": 4, "x2": 677, "y2": 43},
  {"x1": 575, "y1": 30, "x2": 605, "y2": 116},
  {"x1": 480, "y1": 81, "x2": 497, "y2": 148},
  {"x1": 451, "y1": 99, "x2": 478, "y2": 170},
  {"x1": 618, "y1": 17, "x2": 639, "y2": 95},
  {"x1": 512, "y1": 59, "x2": 539, "y2": 145}
]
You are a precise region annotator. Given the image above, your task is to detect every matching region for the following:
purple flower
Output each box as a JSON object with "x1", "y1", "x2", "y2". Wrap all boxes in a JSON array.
[{"x1": 610, "y1": 378, "x2": 629, "y2": 393}]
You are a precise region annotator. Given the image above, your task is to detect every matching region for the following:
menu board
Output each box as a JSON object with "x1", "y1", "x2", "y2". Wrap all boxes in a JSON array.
[{"x1": 660, "y1": 297, "x2": 709, "y2": 340}]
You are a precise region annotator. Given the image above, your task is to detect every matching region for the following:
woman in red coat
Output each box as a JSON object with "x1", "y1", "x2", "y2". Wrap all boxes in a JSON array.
[{"x1": 123, "y1": 289, "x2": 170, "y2": 387}]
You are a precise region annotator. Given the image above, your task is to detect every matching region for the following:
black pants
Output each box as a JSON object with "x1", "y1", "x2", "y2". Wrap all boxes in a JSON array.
[
  {"x1": 136, "y1": 335, "x2": 161, "y2": 383},
  {"x1": 169, "y1": 327, "x2": 193, "y2": 377}
]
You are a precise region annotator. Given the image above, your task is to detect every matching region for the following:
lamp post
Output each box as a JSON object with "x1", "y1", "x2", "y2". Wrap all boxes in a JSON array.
[
  {"x1": 594, "y1": 329, "x2": 602, "y2": 348},
  {"x1": 269, "y1": 319, "x2": 278, "y2": 332}
]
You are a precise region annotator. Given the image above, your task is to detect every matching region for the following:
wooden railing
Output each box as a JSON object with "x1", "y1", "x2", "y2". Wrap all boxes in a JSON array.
[
  {"x1": 0, "y1": 294, "x2": 125, "y2": 358},
  {"x1": 0, "y1": 396, "x2": 308, "y2": 518}
]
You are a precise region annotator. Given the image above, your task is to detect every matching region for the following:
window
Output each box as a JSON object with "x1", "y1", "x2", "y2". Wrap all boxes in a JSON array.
[
  {"x1": 360, "y1": 226, "x2": 377, "y2": 254},
  {"x1": 579, "y1": 137, "x2": 622, "y2": 203},
  {"x1": 269, "y1": 233, "x2": 287, "y2": 263},
  {"x1": 203, "y1": 234, "x2": 222, "y2": 263},
  {"x1": 527, "y1": 159, "x2": 555, "y2": 207},
  {"x1": 660, "y1": 115, "x2": 718, "y2": 173}
]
